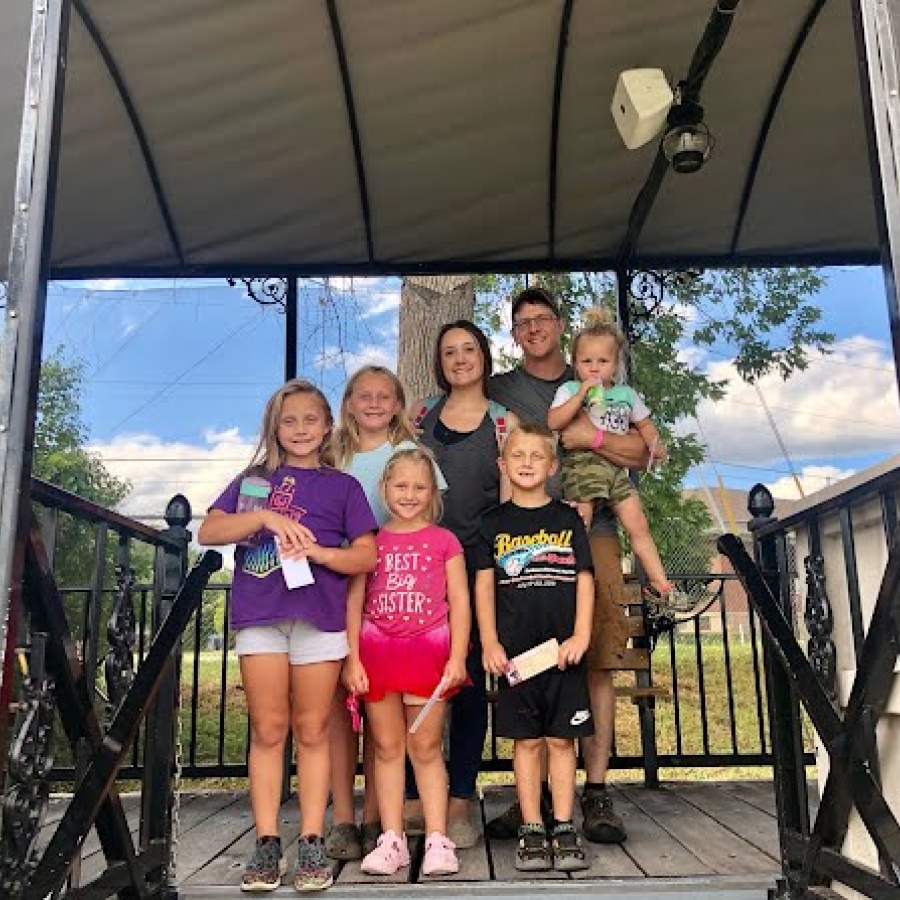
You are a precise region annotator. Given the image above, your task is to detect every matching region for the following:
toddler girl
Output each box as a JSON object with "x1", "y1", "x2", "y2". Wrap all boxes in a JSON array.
[
  {"x1": 547, "y1": 308, "x2": 673, "y2": 600},
  {"x1": 344, "y1": 447, "x2": 470, "y2": 877}
]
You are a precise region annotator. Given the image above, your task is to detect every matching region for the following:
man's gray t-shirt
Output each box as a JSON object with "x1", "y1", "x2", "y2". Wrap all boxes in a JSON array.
[{"x1": 489, "y1": 365, "x2": 618, "y2": 537}]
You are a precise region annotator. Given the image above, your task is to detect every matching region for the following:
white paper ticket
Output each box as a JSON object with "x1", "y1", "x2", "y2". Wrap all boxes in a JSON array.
[{"x1": 505, "y1": 638, "x2": 560, "y2": 686}]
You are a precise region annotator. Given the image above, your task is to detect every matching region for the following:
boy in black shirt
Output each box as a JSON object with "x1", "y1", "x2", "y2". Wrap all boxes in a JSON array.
[{"x1": 475, "y1": 423, "x2": 593, "y2": 872}]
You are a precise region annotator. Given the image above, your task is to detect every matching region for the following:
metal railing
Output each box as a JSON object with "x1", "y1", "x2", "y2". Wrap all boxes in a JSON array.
[
  {"x1": 1, "y1": 478, "x2": 221, "y2": 900},
  {"x1": 720, "y1": 466, "x2": 900, "y2": 900},
  {"x1": 142, "y1": 571, "x2": 780, "y2": 781}
]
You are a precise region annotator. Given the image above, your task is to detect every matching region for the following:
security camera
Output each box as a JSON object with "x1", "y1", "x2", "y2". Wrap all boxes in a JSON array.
[{"x1": 661, "y1": 100, "x2": 715, "y2": 174}]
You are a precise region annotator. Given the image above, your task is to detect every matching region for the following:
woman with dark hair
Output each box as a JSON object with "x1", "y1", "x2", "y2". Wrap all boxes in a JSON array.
[{"x1": 405, "y1": 320, "x2": 517, "y2": 848}]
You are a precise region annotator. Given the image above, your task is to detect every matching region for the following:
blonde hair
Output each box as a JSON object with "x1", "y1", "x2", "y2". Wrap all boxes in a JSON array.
[
  {"x1": 248, "y1": 379, "x2": 335, "y2": 473},
  {"x1": 379, "y1": 447, "x2": 443, "y2": 524},
  {"x1": 333, "y1": 366, "x2": 418, "y2": 469},
  {"x1": 502, "y1": 421, "x2": 557, "y2": 460},
  {"x1": 571, "y1": 307, "x2": 628, "y2": 384}
]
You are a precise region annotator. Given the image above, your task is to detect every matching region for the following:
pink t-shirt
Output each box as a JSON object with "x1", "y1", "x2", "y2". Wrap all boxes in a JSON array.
[{"x1": 364, "y1": 523, "x2": 463, "y2": 637}]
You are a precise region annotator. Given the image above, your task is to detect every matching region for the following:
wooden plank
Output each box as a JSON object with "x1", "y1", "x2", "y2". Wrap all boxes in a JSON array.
[
  {"x1": 78, "y1": 791, "x2": 236, "y2": 884},
  {"x1": 718, "y1": 780, "x2": 777, "y2": 817},
  {"x1": 616, "y1": 647, "x2": 650, "y2": 670},
  {"x1": 170, "y1": 793, "x2": 256, "y2": 882},
  {"x1": 614, "y1": 685, "x2": 671, "y2": 699},
  {"x1": 720, "y1": 778, "x2": 820, "y2": 824},
  {"x1": 624, "y1": 617, "x2": 647, "y2": 638},
  {"x1": 43, "y1": 794, "x2": 71, "y2": 827},
  {"x1": 569, "y1": 785, "x2": 643, "y2": 879},
  {"x1": 183, "y1": 798, "x2": 299, "y2": 887},
  {"x1": 670, "y1": 782, "x2": 781, "y2": 861},
  {"x1": 619, "y1": 785, "x2": 779, "y2": 875},
  {"x1": 482, "y1": 784, "x2": 566, "y2": 882}
]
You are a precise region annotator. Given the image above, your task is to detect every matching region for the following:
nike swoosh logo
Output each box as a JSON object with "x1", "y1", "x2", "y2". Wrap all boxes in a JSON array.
[{"x1": 570, "y1": 710, "x2": 591, "y2": 726}]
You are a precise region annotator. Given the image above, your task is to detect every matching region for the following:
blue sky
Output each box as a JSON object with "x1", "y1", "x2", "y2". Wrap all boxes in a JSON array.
[{"x1": 40, "y1": 267, "x2": 900, "y2": 522}]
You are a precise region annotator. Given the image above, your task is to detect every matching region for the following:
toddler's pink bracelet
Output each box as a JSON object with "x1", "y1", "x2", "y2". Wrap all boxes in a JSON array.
[{"x1": 591, "y1": 428, "x2": 605, "y2": 451}]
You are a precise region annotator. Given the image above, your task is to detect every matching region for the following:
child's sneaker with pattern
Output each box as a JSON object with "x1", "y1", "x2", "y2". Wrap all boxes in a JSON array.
[
  {"x1": 241, "y1": 836, "x2": 286, "y2": 892},
  {"x1": 294, "y1": 835, "x2": 334, "y2": 892}
]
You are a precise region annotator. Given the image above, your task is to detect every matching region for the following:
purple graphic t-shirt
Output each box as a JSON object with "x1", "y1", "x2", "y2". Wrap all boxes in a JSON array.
[{"x1": 210, "y1": 465, "x2": 377, "y2": 632}]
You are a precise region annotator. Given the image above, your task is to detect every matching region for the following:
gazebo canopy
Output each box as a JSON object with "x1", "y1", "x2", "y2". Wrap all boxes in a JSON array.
[{"x1": 0, "y1": 1, "x2": 881, "y2": 279}]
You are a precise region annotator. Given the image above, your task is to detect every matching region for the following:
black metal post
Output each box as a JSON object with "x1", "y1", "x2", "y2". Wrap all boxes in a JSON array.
[
  {"x1": 853, "y1": 0, "x2": 900, "y2": 399},
  {"x1": 747, "y1": 489, "x2": 809, "y2": 893},
  {"x1": 285, "y1": 275, "x2": 298, "y2": 381},
  {"x1": 140, "y1": 495, "x2": 191, "y2": 897},
  {"x1": 0, "y1": 0, "x2": 71, "y2": 769},
  {"x1": 615, "y1": 266, "x2": 660, "y2": 788}
]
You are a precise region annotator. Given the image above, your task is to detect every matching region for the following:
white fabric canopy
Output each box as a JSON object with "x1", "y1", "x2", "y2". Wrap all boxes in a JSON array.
[{"x1": 0, "y1": 1, "x2": 881, "y2": 277}]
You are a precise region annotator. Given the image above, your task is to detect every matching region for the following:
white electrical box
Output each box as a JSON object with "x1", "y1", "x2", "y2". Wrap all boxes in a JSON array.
[{"x1": 611, "y1": 69, "x2": 674, "y2": 150}]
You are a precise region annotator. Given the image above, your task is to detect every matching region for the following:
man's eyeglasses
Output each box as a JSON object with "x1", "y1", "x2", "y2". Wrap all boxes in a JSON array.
[{"x1": 511, "y1": 313, "x2": 558, "y2": 333}]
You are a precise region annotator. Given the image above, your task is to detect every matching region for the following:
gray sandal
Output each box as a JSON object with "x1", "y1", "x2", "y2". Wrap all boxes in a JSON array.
[{"x1": 324, "y1": 822, "x2": 362, "y2": 861}]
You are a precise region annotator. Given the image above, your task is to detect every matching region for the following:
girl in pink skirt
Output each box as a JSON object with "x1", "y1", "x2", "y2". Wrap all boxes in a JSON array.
[{"x1": 343, "y1": 446, "x2": 470, "y2": 877}]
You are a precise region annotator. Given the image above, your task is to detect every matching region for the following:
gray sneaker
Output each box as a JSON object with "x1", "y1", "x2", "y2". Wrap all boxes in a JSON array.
[
  {"x1": 241, "y1": 837, "x2": 286, "y2": 892},
  {"x1": 294, "y1": 835, "x2": 334, "y2": 892},
  {"x1": 581, "y1": 787, "x2": 626, "y2": 844}
]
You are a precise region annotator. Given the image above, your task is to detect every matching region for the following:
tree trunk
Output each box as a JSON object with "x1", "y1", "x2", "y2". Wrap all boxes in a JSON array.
[{"x1": 396, "y1": 275, "x2": 474, "y2": 402}]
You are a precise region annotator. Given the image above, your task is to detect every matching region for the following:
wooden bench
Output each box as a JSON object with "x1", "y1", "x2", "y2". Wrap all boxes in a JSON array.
[{"x1": 612, "y1": 577, "x2": 671, "y2": 703}]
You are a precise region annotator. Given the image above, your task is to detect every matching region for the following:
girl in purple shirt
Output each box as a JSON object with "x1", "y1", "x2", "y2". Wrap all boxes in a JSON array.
[{"x1": 199, "y1": 379, "x2": 377, "y2": 893}]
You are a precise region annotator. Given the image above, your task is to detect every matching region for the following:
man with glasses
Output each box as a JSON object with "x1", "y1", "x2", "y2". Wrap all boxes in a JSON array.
[{"x1": 487, "y1": 286, "x2": 662, "y2": 844}]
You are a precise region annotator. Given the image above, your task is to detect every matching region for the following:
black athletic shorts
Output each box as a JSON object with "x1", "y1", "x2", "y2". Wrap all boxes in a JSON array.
[{"x1": 494, "y1": 664, "x2": 594, "y2": 740}]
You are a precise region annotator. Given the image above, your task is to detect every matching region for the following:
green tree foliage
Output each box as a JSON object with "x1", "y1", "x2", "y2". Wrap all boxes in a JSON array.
[
  {"x1": 35, "y1": 349, "x2": 131, "y2": 505},
  {"x1": 474, "y1": 269, "x2": 833, "y2": 573},
  {"x1": 33, "y1": 349, "x2": 138, "y2": 644}
]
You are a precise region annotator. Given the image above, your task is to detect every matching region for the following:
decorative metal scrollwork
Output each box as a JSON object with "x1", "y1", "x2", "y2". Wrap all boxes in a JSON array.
[
  {"x1": 626, "y1": 269, "x2": 702, "y2": 339},
  {"x1": 803, "y1": 553, "x2": 837, "y2": 700},
  {"x1": 227, "y1": 276, "x2": 288, "y2": 311},
  {"x1": 1, "y1": 634, "x2": 55, "y2": 899},
  {"x1": 105, "y1": 563, "x2": 137, "y2": 712}
]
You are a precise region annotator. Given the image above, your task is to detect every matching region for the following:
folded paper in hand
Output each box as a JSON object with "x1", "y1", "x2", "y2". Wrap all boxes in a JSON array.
[
  {"x1": 275, "y1": 538, "x2": 315, "y2": 588},
  {"x1": 505, "y1": 638, "x2": 560, "y2": 686}
]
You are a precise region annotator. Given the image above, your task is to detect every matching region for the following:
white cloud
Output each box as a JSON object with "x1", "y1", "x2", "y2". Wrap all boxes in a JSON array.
[
  {"x1": 79, "y1": 279, "x2": 131, "y2": 291},
  {"x1": 89, "y1": 430, "x2": 256, "y2": 526},
  {"x1": 360, "y1": 289, "x2": 401, "y2": 319},
  {"x1": 321, "y1": 276, "x2": 386, "y2": 293},
  {"x1": 316, "y1": 343, "x2": 396, "y2": 373},
  {"x1": 767, "y1": 465, "x2": 857, "y2": 500},
  {"x1": 692, "y1": 336, "x2": 900, "y2": 466}
]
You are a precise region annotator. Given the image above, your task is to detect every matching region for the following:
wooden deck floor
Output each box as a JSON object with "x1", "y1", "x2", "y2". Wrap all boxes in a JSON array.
[{"x1": 44, "y1": 780, "x2": 791, "y2": 898}]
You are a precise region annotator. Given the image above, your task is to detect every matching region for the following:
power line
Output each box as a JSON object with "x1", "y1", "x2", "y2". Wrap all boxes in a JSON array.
[{"x1": 109, "y1": 311, "x2": 262, "y2": 432}]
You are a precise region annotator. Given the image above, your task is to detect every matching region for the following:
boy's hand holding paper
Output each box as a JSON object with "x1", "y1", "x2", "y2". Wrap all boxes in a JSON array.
[{"x1": 505, "y1": 638, "x2": 560, "y2": 686}]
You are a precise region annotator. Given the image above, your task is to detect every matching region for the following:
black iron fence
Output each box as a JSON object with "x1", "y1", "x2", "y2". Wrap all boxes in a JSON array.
[
  {"x1": 1, "y1": 478, "x2": 221, "y2": 900},
  {"x1": 122, "y1": 571, "x2": 782, "y2": 781},
  {"x1": 720, "y1": 466, "x2": 900, "y2": 900}
]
